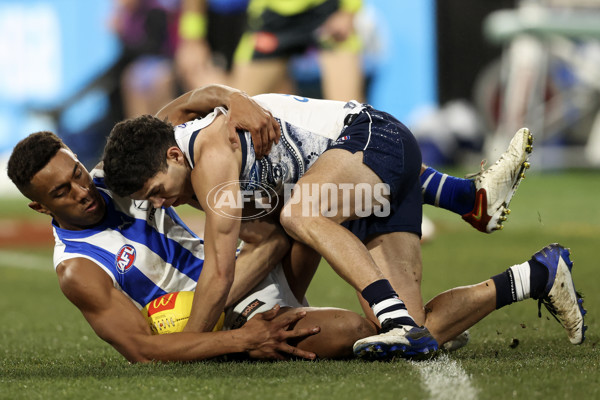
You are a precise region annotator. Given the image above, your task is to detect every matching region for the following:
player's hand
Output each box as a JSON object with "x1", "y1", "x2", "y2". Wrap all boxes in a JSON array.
[
  {"x1": 242, "y1": 305, "x2": 319, "y2": 360},
  {"x1": 226, "y1": 92, "x2": 280, "y2": 159}
]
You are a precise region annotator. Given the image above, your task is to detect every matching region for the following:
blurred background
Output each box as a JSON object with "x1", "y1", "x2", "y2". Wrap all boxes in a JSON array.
[{"x1": 1, "y1": 0, "x2": 600, "y2": 198}]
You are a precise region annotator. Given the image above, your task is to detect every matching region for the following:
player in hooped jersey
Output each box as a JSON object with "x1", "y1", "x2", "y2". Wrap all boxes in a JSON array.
[
  {"x1": 8, "y1": 87, "x2": 395, "y2": 362},
  {"x1": 102, "y1": 87, "x2": 586, "y2": 360}
]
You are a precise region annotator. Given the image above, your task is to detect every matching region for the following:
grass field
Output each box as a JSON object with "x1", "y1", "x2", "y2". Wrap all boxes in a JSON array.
[{"x1": 1, "y1": 170, "x2": 598, "y2": 399}]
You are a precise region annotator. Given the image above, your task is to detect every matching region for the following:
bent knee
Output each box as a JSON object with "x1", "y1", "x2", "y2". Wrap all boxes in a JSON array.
[{"x1": 279, "y1": 203, "x2": 309, "y2": 237}]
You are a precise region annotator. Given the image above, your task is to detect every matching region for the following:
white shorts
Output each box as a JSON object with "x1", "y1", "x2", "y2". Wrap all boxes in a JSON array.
[{"x1": 223, "y1": 264, "x2": 305, "y2": 330}]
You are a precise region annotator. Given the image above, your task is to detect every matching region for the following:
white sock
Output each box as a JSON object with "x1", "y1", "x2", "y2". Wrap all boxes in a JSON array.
[{"x1": 509, "y1": 262, "x2": 531, "y2": 301}]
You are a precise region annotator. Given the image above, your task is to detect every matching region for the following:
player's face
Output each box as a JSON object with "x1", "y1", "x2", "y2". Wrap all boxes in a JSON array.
[
  {"x1": 130, "y1": 158, "x2": 193, "y2": 209},
  {"x1": 28, "y1": 149, "x2": 106, "y2": 230}
]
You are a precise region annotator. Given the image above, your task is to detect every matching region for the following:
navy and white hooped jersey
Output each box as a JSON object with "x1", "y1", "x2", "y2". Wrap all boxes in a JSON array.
[
  {"x1": 52, "y1": 169, "x2": 205, "y2": 310},
  {"x1": 173, "y1": 93, "x2": 365, "y2": 194}
]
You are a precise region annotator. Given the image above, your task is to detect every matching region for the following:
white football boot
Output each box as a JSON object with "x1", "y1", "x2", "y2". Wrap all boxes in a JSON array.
[
  {"x1": 533, "y1": 244, "x2": 586, "y2": 344},
  {"x1": 462, "y1": 128, "x2": 533, "y2": 233}
]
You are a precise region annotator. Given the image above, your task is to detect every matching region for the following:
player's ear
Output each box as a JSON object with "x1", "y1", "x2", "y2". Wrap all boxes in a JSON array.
[
  {"x1": 29, "y1": 201, "x2": 52, "y2": 216},
  {"x1": 166, "y1": 146, "x2": 185, "y2": 165}
]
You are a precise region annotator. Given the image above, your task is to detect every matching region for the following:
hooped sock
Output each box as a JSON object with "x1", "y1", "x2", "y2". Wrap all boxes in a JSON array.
[
  {"x1": 361, "y1": 279, "x2": 417, "y2": 327},
  {"x1": 491, "y1": 260, "x2": 549, "y2": 309},
  {"x1": 420, "y1": 167, "x2": 476, "y2": 215}
]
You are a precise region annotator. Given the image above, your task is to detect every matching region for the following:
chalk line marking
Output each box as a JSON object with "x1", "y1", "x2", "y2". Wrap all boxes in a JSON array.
[{"x1": 412, "y1": 353, "x2": 478, "y2": 400}]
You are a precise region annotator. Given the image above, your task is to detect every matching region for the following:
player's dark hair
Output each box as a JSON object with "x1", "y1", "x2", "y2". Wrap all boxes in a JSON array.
[
  {"x1": 102, "y1": 114, "x2": 177, "y2": 197},
  {"x1": 7, "y1": 131, "x2": 67, "y2": 198}
]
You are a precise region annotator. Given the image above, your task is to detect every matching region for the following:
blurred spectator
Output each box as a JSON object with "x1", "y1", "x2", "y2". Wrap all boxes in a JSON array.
[
  {"x1": 231, "y1": 0, "x2": 365, "y2": 101},
  {"x1": 175, "y1": 0, "x2": 248, "y2": 90},
  {"x1": 110, "y1": 0, "x2": 179, "y2": 117},
  {"x1": 175, "y1": 0, "x2": 366, "y2": 101}
]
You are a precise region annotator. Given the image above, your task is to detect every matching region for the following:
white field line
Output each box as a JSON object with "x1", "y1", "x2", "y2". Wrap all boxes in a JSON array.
[
  {"x1": 412, "y1": 353, "x2": 478, "y2": 400},
  {"x1": 0, "y1": 249, "x2": 52, "y2": 272}
]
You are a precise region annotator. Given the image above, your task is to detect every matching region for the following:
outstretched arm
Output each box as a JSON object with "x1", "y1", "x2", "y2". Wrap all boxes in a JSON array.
[
  {"x1": 56, "y1": 258, "x2": 318, "y2": 362},
  {"x1": 155, "y1": 84, "x2": 280, "y2": 158}
]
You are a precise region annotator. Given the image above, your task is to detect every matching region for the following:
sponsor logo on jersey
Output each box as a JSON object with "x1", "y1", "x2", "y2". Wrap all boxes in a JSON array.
[
  {"x1": 116, "y1": 244, "x2": 136, "y2": 274},
  {"x1": 146, "y1": 292, "x2": 178, "y2": 316}
]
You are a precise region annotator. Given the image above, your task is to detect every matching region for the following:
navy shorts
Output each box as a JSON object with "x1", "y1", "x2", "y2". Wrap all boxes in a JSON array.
[{"x1": 327, "y1": 107, "x2": 423, "y2": 241}]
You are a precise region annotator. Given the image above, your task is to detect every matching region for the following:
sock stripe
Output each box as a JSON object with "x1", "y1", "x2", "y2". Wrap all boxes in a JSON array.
[
  {"x1": 435, "y1": 174, "x2": 448, "y2": 207},
  {"x1": 420, "y1": 167, "x2": 476, "y2": 215},
  {"x1": 421, "y1": 173, "x2": 435, "y2": 196},
  {"x1": 375, "y1": 303, "x2": 406, "y2": 318},
  {"x1": 378, "y1": 309, "x2": 411, "y2": 322},
  {"x1": 509, "y1": 262, "x2": 531, "y2": 301},
  {"x1": 372, "y1": 298, "x2": 403, "y2": 316}
]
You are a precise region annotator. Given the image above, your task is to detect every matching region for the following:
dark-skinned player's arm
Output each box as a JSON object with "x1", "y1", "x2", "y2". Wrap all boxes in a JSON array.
[
  {"x1": 56, "y1": 257, "x2": 318, "y2": 362},
  {"x1": 155, "y1": 84, "x2": 280, "y2": 158}
]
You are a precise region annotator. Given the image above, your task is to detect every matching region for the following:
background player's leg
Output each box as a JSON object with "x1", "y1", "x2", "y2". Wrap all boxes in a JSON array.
[
  {"x1": 319, "y1": 49, "x2": 364, "y2": 102},
  {"x1": 233, "y1": 58, "x2": 292, "y2": 95}
]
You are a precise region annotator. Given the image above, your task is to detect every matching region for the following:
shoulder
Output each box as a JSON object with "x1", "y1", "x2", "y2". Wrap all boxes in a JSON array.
[
  {"x1": 192, "y1": 113, "x2": 232, "y2": 158},
  {"x1": 56, "y1": 258, "x2": 114, "y2": 306}
]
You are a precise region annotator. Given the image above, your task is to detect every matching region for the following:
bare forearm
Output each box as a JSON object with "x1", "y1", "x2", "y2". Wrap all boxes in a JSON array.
[
  {"x1": 185, "y1": 272, "x2": 232, "y2": 332},
  {"x1": 155, "y1": 84, "x2": 244, "y2": 123},
  {"x1": 119, "y1": 330, "x2": 248, "y2": 363},
  {"x1": 226, "y1": 232, "x2": 290, "y2": 308},
  {"x1": 186, "y1": 84, "x2": 242, "y2": 110}
]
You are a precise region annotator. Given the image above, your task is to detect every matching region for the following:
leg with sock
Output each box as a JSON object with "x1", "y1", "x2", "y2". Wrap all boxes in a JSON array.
[
  {"x1": 415, "y1": 244, "x2": 584, "y2": 351},
  {"x1": 420, "y1": 128, "x2": 533, "y2": 233},
  {"x1": 420, "y1": 167, "x2": 475, "y2": 215},
  {"x1": 491, "y1": 258, "x2": 549, "y2": 309},
  {"x1": 489, "y1": 244, "x2": 585, "y2": 344},
  {"x1": 361, "y1": 279, "x2": 418, "y2": 327}
]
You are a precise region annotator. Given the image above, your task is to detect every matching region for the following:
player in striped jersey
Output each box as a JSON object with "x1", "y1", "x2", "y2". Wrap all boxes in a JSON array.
[
  {"x1": 102, "y1": 88, "x2": 585, "y2": 360},
  {"x1": 8, "y1": 129, "x2": 384, "y2": 362},
  {"x1": 7, "y1": 84, "x2": 389, "y2": 362}
]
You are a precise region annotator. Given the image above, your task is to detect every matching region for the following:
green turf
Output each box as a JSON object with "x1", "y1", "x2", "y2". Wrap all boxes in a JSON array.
[
  {"x1": 0, "y1": 196, "x2": 45, "y2": 221},
  {"x1": 1, "y1": 170, "x2": 598, "y2": 399}
]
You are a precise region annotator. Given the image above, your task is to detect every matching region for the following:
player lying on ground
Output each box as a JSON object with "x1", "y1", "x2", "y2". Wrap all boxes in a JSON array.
[
  {"x1": 8, "y1": 131, "x2": 586, "y2": 364},
  {"x1": 4, "y1": 85, "x2": 495, "y2": 363},
  {"x1": 8, "y1": 131, "x2": 382, "y2": 362},
  {"x1": 102, "y1": 88, "x2": 585, "y2": 360}
]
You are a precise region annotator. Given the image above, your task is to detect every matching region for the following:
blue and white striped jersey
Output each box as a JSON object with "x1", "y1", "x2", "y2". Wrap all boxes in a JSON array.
[
  {"x1": 174, "y1": 93, "x2": 364, "y2": 194},
  {"x1": 52, "y1": 169, "x2": 205, "y2": 310}
]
